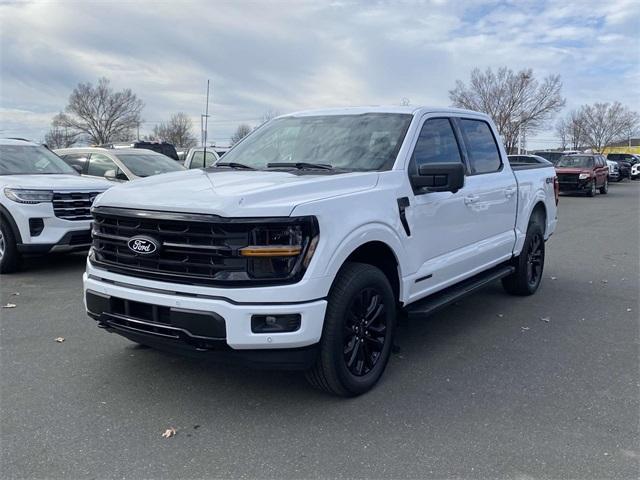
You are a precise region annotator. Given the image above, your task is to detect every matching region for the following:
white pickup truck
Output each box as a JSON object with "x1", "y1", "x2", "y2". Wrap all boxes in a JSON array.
[{"x1": 83, "y1": 106, "x2": 558, "y2": 396}]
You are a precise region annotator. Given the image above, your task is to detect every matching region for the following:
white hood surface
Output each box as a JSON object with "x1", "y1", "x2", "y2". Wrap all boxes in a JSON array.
[
  {"x1": 93, "y1": 169, "x2": 379, "y2": 217},
  {"x1": 0, "y1": 174, "x2": 112, "y2": 190}
]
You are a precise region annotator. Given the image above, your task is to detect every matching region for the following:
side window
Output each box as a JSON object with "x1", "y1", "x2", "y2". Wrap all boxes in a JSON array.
[
  {"x1": 88, "y1": 154, "x2": 125, "y2": 180},
  {"x1": 411, "y1": 118, "x2": 462, "y2": 169},
  {"x1": 459, "y1": 119, "x2": 502, "y2": 174},
  {"x1": 190, "y1": 152, "x2": 204, "y2": 169},
  {"x1": 61, "y1": 153, "x2": 88, "y2": 172}
]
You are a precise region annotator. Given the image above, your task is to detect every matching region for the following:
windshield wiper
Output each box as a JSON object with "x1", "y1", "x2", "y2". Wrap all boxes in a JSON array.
[
  {"x1": 214, "y1": 162, "x2": 256, "y2": 170},
  {"x1": 267, "y1": 162, "x2": 333, "y2": 170}
]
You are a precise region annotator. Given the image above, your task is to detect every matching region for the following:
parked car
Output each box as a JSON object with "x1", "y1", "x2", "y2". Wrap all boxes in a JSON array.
[
  {"x1": 55, "y1": 147, "x2": 186, "y2": 182},
  {"x1": 606, "y1": 159, "x2": 621, "y2": 182},
  {"x1": 96, "y1": 141, "x2": 180, "y2": 161},
  {"x1": 533, "y1": 150, "x2": 580, "y2": 165},
  {"x1": 0, "y1": 139, "x2": 111, "y2": 273},
  {"x1": 607, "y1": 153, "x2": 638, "y2": 180},
  {"x1": 183, "y1": 146, "x2": 221, "y2": 170},
  {"x1": 555, "y1": 154, "x2": 608, "y2": 196},
  {"x1": 83, "y1": 106, "x2": 558, "y2": 396},
  {"x1": 508, "y1": 154, "x2": 553, "y2": 167}
]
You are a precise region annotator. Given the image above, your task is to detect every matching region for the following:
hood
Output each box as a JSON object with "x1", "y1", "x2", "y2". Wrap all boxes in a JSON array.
[
  {"x1": 0, "y1": 174, "x2": 112, "y2": 190},
  {"x1": 554, "y1": 167, "x2": 591, "y2": 175},
  {"x1": 94, "y1": 169, "x2": 379, "y2": 217}
]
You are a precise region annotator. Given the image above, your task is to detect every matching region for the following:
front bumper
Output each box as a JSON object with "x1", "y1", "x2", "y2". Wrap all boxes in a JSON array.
[
  {"x1": 558, "y1": 179, "x2": 592, "y2": 193},
  {"x1": 83, "y1": 271, "x2": 327, "y2": 356},
  {"x1": 18, "y1": 229, "x2": 92, "y2": 254}
]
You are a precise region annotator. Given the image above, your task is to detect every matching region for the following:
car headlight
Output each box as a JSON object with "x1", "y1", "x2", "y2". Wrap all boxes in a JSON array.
[
  {"x1": 4, "y1": 188, "x2": 53, "y2": 204},
  {"x1": 578, "y1": 173, "x2": 590, "y2": 180},
  {"x1": 239, "y1": 217, "x2": 319, "y2": 280}
]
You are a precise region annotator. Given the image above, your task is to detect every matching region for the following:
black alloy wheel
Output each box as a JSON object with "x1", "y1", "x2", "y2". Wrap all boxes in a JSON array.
[
  {"x1": 526, "y1": 231, "x2": 544, "y2": 289},
  {"x1": 343, "y1": 287, "x2": 388, "y2": 376}
]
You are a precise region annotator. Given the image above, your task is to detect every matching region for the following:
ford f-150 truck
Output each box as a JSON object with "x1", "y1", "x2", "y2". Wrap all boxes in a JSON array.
[{"x1": 83, "y1": 106, "x2": 558, "y2": 396}]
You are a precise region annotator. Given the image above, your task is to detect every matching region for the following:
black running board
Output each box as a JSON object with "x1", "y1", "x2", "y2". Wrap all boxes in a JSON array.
[{"x1": 405, "y1": 264, "x2": 515, "y2": 319}]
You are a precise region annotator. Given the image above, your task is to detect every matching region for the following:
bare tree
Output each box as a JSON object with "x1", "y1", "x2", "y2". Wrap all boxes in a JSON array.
[
  {"x1": 555, "y1": 118, "x2": 568, "y2": 150},
  {"x1": 579, "y1": 102, "x2": 639, "y2": 152},
  {"x1": 260, "y1": 109, "x2": 281, "y2": 125},
  {"x1": 231, "y1": 124, "x2": 252, "y2": 145},
  {"x1": 53, "y1": 77, "x2": 144, "y2": 145},
  {"x1": 449, "y1": 67, "x2": 565, "y2": 153},
  {"x1": 44, "y1": 126, "x2": 81, "y2": 149},
  {"x1": 564, "y1": 109, "x2": 586, "y2": 150},
  {"x1": 151, "y1": 113, "x2": 198, "y2": 148}
]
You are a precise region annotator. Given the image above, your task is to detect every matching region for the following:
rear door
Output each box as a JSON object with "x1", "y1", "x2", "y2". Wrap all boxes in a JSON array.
[{"x1": 453, "y1": 117, "x2": 517, "y2": 266}]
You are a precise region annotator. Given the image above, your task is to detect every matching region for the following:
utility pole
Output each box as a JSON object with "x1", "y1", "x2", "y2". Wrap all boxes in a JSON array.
[{"x1": 202, "y1": 80, "x2": 211, "y2": 160}]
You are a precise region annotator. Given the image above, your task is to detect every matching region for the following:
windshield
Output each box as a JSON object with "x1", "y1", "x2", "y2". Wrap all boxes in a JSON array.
[
  {"x1": 556, "y1": 155, "x2": 594, "y2": 168},
  {"x1": 0, "y1": 145, "x2": 77, "y2": 175},
  {"x1": 220, "y1": 113, "x2": 413, "y2": 171},
  {"x1": 115, "y1": 153, "x2": 185, "y2": 177}
]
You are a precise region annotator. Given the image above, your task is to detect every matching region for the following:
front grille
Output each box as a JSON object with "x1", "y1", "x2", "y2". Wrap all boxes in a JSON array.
[
  {"x1": 556, "y1": 173, "x2": 578, "y2": 184},
  {"x1": 91, "y1": 206, "x2": 279, "y2": 286},
  {"x1": 53, "y1": 191, "x2": 102, "y2": 221}
]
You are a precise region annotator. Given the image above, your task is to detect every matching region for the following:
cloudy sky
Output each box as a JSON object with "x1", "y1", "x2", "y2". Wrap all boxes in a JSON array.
[{"x1": 1, "y1": 0, "x2": 639, "y2": 148}]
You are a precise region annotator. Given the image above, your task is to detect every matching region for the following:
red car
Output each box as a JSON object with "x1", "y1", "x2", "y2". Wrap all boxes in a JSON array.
[{"x1": 555, "y1": 154, "x2": 608, "y2": 196}]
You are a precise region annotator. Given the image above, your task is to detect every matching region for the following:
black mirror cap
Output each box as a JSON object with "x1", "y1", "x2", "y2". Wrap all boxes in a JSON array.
[{"x1": 412, "y1": 162, "x2": 465, "y2": 193}]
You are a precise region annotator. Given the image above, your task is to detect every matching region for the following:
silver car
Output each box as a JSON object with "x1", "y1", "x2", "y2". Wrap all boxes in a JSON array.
[{"x1": 55, "y1": 147, "x2": 185, "y2": 182}]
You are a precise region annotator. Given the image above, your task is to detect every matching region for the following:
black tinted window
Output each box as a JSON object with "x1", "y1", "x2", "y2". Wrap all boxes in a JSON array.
[
  {"x1": 459, "y1": 119, "x2": 502, "y2": 174},
  {"x1": 412, "y1": 118, "x2": 462, "y2": 167}
]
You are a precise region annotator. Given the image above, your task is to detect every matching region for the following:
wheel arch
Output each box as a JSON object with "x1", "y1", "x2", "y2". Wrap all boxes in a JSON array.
[{"x1": 0, "y1": 204, "x2": 22, "y2": 243}]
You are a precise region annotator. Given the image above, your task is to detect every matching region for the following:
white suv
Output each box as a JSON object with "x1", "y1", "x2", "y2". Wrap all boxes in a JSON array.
[{"x1": 0, "y1": 139, "x2": 111, "y2": 273}]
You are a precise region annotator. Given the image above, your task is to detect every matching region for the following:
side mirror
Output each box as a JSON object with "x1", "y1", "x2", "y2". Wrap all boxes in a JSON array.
[
  {"x1": 411, "y1": 162, "x2": 465, "y2": 193},
  {"x1": 71, "y1": 164, "x2": 83, "y2": 174},
  {"x1": 104, "y1": 169, "x2": 117, "y2": 180}
]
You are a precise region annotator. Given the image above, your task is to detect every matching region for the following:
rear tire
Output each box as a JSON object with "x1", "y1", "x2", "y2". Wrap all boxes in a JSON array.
[
  {"x1": 0, "y1": 218, "x2": 21, "y2": 274},
  {"x1": 306, "y1": 262, "x2": 396, "y2": 396},
  {"x1": 599, "y1": 178, "x2": 608, "y2": 194},
  {"x1": 502, "y1": 220, "x2": 545, "y2": 296}
]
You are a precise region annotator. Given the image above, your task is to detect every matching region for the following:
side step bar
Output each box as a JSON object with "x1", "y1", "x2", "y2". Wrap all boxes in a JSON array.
[{"x1": 405, "y1": 264, "x2": 515, "y2": 319}]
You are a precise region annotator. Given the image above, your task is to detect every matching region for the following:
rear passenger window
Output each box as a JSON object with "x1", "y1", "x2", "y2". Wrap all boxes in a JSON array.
[
  {"x1": 459, "y1": 119, "x2": 502, "y2": 174},
  {"x1": 190, "y1": 152, "x2": 204, "y2": 169},
  {"x1": 412, "y1": 118, "x2": 462, "y2": 167}
]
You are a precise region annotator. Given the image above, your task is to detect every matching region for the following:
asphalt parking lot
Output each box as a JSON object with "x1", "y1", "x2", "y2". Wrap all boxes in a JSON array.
[{"x1": 1, "y1": 181, "x2": 639, "y2": 480}]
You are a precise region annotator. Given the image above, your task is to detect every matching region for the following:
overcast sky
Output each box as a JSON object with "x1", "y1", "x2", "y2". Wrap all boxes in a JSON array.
[{"x1": 1, "y1": 0, "x2": 638, "y2": 148}]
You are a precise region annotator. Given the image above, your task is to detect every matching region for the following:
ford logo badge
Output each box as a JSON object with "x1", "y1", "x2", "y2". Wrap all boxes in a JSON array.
[{"x1": 127, "y1": 236, "x2": 159, "y2": 255}]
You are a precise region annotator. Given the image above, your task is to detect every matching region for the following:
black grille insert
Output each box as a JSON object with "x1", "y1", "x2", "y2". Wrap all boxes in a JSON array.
[
  {"x1": 90, "y1": 207, "x2": 315, "y2": 286},
  {"x1": 53, "y1": 191, "x2": 102, "y2": 221}
]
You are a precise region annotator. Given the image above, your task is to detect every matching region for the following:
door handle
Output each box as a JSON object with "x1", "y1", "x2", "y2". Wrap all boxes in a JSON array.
[
  {"x1": 464, "y1": 194, "x2": 479, "y2": 205},
  {"x1": 504, "y1": 187, "x2": 516, "y2": 198}
]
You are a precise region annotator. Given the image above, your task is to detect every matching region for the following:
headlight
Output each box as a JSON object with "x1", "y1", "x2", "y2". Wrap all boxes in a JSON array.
[
  {"x1": 4, "y1": 188, "x2": 53, "y2": 204},
  {"x1": 578, "y1": 173, "x2": 590, "y2": 180},
  {"x1": 239, "y1": 217, "x2": 319, "y2": 280}
]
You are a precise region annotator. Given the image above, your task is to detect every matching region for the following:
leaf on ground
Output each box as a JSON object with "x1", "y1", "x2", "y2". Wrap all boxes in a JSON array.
[
  {"x1": 11, "y1": 292, "x2": 20, "y2": 296},
  {"x1": 162, "y1": 427, "x2": 177, "y2": 438},
  {"x1": 601, "y1": 279, "x2": 608, "y2": 284},
  {"x1": 540, "y1": 317, "x2": 550, "y2": 323},
  {"x1": 55, "y1": 337, "x2": 65, "y2": 343},
  {"x1": 497, "y1": 313, "x2": 504, "y2": 318},
  {"x1": 521, "y1": 327, "x2": 530, "y2": 331},
  {"x1": 2, "y1": 303, "x2": 17, "y2": 308},
  {"x1": 627, "y1": 308, "x2": 632, "y2": 312},
  {"x1": 550, "y1": 276, "x2": 557, "y2": 280}
]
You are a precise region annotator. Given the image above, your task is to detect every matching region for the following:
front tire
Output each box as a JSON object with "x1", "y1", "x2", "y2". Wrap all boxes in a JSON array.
[
  {"x1": 599, "y1": 178, "x2": 608, "y2": 194},
  {"x1": 306, "y1": 262, "x2": 396, "y2": 396},
  {"x1": 586, "y1": 180, "x2": 596, "y2": 197},
  {"x1": 0, "y1": 218, "x2": 21, "y2": 274},
  {"x1": 502, "y1": 220, "x2": 545, "y2": 296}
]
